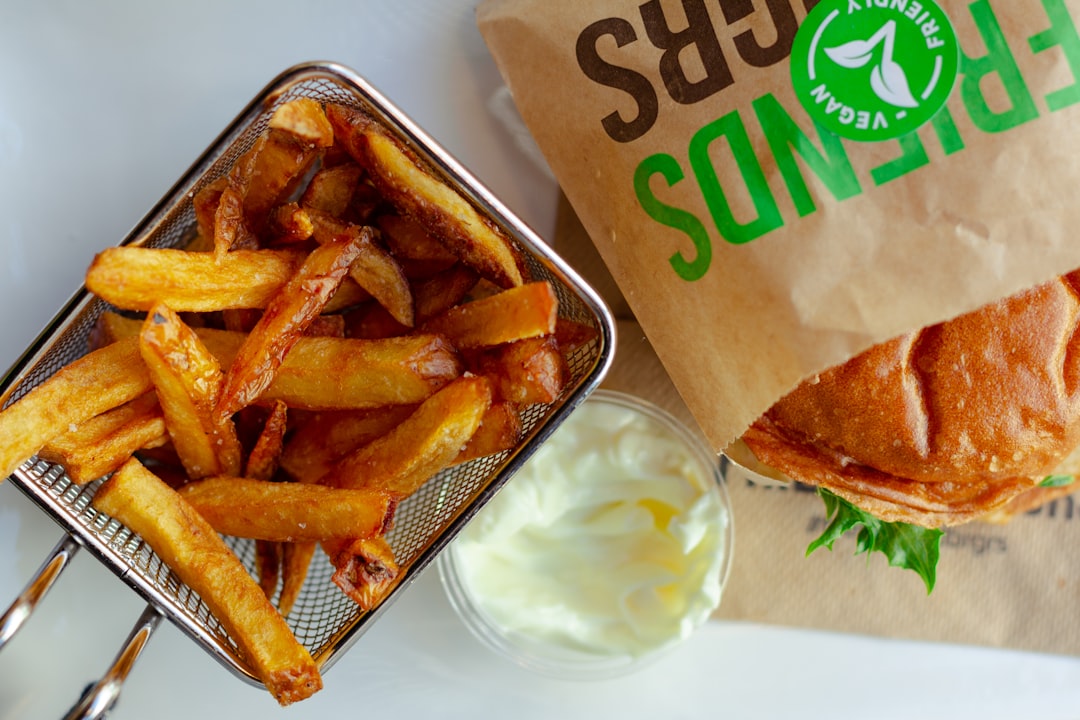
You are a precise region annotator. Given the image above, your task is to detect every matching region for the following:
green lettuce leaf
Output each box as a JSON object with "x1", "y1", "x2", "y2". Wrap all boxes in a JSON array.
[
  {"x1": 1040, "y1": 474, "x2": 1076, "y2": 488},
  {"x1": 807, "y1": 488, "x2": 944, "y2": 594}
]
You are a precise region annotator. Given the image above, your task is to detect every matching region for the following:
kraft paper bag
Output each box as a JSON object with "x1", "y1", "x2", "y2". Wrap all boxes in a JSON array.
[{"x1": 477, "y1": 0, "x2": 1080, "y2": 456}]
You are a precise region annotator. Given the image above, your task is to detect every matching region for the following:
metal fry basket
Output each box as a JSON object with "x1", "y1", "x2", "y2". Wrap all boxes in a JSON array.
[{"x1": 0, "y1": 61, "x2": 615, "y2": 714}]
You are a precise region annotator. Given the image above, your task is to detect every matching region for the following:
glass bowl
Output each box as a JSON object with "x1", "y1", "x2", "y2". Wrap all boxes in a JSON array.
[{"x1": 437, "y1": 389, "x2": 733, "y2": 679}]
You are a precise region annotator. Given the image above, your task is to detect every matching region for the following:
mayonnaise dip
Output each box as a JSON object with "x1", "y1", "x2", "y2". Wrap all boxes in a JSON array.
[{"x1": 447, "y1": 391, "x2": 732, "y2": 669}]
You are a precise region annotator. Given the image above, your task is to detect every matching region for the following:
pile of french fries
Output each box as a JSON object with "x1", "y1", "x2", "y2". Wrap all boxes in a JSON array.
[{"x1": 0, "y1": 97, "x2": 595, "y2": 705}]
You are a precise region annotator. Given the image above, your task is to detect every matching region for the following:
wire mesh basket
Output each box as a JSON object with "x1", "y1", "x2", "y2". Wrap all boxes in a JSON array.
[{"x1": 0, "y1": 61, "x2": 615, "y2": 708}]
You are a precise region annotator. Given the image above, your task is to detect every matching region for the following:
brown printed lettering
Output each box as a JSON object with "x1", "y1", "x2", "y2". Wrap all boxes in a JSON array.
[{"x1": 576, "y1": 17, "x2": 660, "y2": 143}]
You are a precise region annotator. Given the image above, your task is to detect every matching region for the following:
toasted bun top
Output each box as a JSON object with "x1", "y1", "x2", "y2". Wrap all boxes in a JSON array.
[{"x1": 740, "y1": 271, "x2": 1080, "y2": 527}]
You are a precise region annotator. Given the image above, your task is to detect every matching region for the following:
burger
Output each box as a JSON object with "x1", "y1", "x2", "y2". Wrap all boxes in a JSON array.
[{"x1": 737, "y1": 270, "x2": 1080, "y2": 589}]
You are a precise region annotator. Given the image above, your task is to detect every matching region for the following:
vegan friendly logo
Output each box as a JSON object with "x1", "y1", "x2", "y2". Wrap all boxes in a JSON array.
[{"x1": 791, "y1": 0, "x2": 960, "y2": 142}]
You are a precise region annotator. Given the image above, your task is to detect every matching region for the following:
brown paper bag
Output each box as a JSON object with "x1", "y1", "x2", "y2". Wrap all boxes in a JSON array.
[{"x1": 478, "y1": 0, "x2": 1080, "y2": 455}]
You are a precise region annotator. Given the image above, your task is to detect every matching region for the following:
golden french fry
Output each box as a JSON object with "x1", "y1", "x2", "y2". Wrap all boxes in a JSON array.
[
  {"x1": 268, "y1": 97, "x2": 335, "y2": 147},
  {"x1": 341, "y1": 264, "x2": 481, "y2": 340},
  {"x1": 320, "y1": 375, "x2": 492, "y2": 497},
  {"x1": 242, "y1": 101, "x2": 332, "y2": 229},
  {"x1": 421, "y1": 281, "x2": 558, "y2": 349},
  {"x1": 303, "y1": 314, "x2": 345, "y2": 338},
  {"x1": 300, "y1": 163, "x2": 363, "y2": 218},
  {"x1": 453, "y1": 401, "x2": 524, "y2": 466},
  {"x1": 413, "y1": 265, "x2": 481, "y2": 321},
  {"x1": 377, "y1": 214, "x2": 457, "y2": 264},
  {"x1": 246, "y1": 400, "x2": 289, "y2": 480},
  {"x1": 322, "y1": 277, "x2": 371, "y2": 313},
  {"x1": 193, "y1": 177, "x2": 227, "y2": 243},
  {"x1": 39, "y1": 392, "x2": 167, "y2": 484},
  {"x1": 472, "y1": 335, "x2": 569, "y2": 405},
  {"x1": 325, "y1": 103, "x2": 526, "y2": 289},
  {"x1": 179, "y1": 476, "x2": 395, "y2": 542},
  {"x1": 255, "y1": 539, "x2": 282, "y2": 601},
  {"x1": 258, "y1": 333, "x2": 463, "y2": 410},
  {"x1": 280, "y1": 405, "x2": 415, "y2": 484},
  {"x1": 554, "y1": 317, "x2": 600, "y2": 355},
  {"x1": 85, "y1": 247, "x2": 306, "y2": 312},
  {"x1": 100, "y1": 312, "x2": 464, "y2": 411},
  {"x1": 221, "y1": 308, "x2": 262, "y2": 334},
  {"x1": 322, "y1": 535, "x2": 399, "y2": 611},
  {"x1": 213, "y1": 185, "x2": 257, "y2": 256},
  {"x1": 140, "y1": 304, "x2": 243, "y2": 479},
  {"x1": 278, "y1": 540, "x2": 316, "y2": 618},
  {"x1": 0, "y1": 337, "x2": 152, "y2": 481},
  {"x1": 342, "y1": 303, "x2": 408, "y2": 340},
  {"x1": 268, "y1": 202, "x2": 314, "y2": 244},
  {"x1": 218, "y1": 229, "x2": 368, "y2": 417},
  {"x1": 244, "y1": 400, "x2": 289, "y2": 599},
  {"x1": 310, "y1": 212, "x2": 414, "y2": 327},
  {"x1": 93, "y1": 459, "x2": 322, "y2": 705}
]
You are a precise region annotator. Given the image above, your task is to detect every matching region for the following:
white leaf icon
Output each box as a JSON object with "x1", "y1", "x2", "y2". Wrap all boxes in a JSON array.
[
  {"x1": 870, "y1": 59, "x2": 919, "y2": 108},
  {"x1": 825, "y1": 40, "x2": 876, "y2": 68}
]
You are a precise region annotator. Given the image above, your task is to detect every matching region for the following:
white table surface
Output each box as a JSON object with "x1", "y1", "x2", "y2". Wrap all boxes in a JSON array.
[{"x1": 2, "y1": 2, "x2": 1080, "y2": 718}]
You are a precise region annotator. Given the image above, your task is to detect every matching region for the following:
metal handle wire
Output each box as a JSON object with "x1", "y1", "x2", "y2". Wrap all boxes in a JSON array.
[
  {"x1": 64, "y1": 605, "x2": 163, "y2": 720},
  {"x1": 0, "y1": 534, "x2": 80, "y2": 650}
]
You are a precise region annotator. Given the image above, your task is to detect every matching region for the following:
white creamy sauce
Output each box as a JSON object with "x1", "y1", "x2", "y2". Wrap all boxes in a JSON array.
[{"x1": 453, "y1": 399, "x2": 729, "y2": 660}]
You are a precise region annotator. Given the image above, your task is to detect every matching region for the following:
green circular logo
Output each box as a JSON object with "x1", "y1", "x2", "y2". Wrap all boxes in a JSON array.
[{"x1": 791, "y1": 0, "x2": 960, "y2": 142}]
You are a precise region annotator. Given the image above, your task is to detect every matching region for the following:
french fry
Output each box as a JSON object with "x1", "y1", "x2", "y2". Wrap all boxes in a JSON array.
[
  {"x1": 278, "y1": 541, "x2": 316, "y2": 618},
  {"x1": 420, "y1": 280, "x2": 558, "y2": 349},
  {"x1": 213, "y1": 185, "x2": 257, "y2": 256},
  {"x1": 85, "y1": 247, "x2": 306, "y2": 312},
  {"x1": 179, "y1": 476, "x2": 395, "y2": 542},
  {"x1": 218, "y1": 228, "x2": 368, "y2": 417},
  {"x1": 342, "y1": 264, "x2": 481, "y2": 340},
  {"x1": 413, "y1": 265, "x2": 482, "y2": 320},
  {"x1": 342, "y1": 303, "x2": 409, "y2": 340},
  {"x1": 471, "y1": 335, "x2": 569, "y2": 405},
  {"x1": 320, "y1": 375, "x2": 492, "y2": 497},
  {"x1": 377, "y1": 214, "x2": 458, "y2": 265},
  {"x1": 39, "y1": 392, "x2": 167, "y2": 484},
  {"x1": 554, "y1": 317, "x2": 600, "y2": 355},
  {"x1": 279, "y1": 405, "x2": 416, "y2": 484},
  {"x1": 0, "y1": 337, "x2": 152, "y2": 481},
  {"x1": 323, "y1": 277, "x2": 371, "y2": 313},
  {"x1": 260, "y1": 333, "x2": 463, "y2": 410},
  {"x1": 349, "y1": 181, "x2": 382, "y2": 224},
  {"x1": 268, "y1": 202, "x2": 314, "y2": 245},
  {"x1": 309, "y1": 212, "x2": 414, "y2": 327},
  {"x1": 245, "y1": 400, "x2": 290, "y2": 599},
  {"x1": 325, "y1": 103, "x2": 526, "y2": 289},
  {"x1": 254, "y1": 540, "x2": 282, "y2": 604},
  {"x1": 193, "y1": 177, "x2": 227, "y2": 243},
  {"x1": 99, "y1": 312, "x2": 464, "y2": 411},
  {"x1": 453, "y1": 401, "x2": 524, "y2": 466},
  {"x1": 246, "y1": 400, "x2": 289, "y2": 480},
  {"x1": 303, "y1": 314, "x2": 345, "y2": 338},
  {"x1": 93, "y1": 459, "x2": 322, "y2": 705},
  {"x1": 268, "y1": 97, "x2": 335, "y2": 147},
  {"x1": 221, "y1": 308, "x2": 263, "y2": 334},
  {"x1": 300, "y1": 162, "x2": 363, "y2": 218},
  {"x1": 140, "y1": 304, "x2": 243, "y2": 479},
  {"x1": 322, "y1": 535, "x2": 399, "y2": 611},
  {"x1": 242, "y1": 99, "x2": 333, "y2": 229}
]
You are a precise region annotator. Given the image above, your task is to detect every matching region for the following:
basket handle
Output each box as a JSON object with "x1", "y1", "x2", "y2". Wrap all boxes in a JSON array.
[
  {"x1": 64, "y1": 604, "x2": 163, "y2": 720},
  {"x1": 0, "y1": 534, "x2": 80, "y2": 650}
]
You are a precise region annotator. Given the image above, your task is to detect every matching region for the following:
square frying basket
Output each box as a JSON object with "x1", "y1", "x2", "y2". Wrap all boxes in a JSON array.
[{"x1": 0, "y1": 61, "x2": 615, "y2": 688}]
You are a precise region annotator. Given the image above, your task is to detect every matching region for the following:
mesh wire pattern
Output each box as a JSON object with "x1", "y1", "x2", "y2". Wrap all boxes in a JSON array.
[{"x1": 0, "y1": 63, "x2": 614, "y2": 686}]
